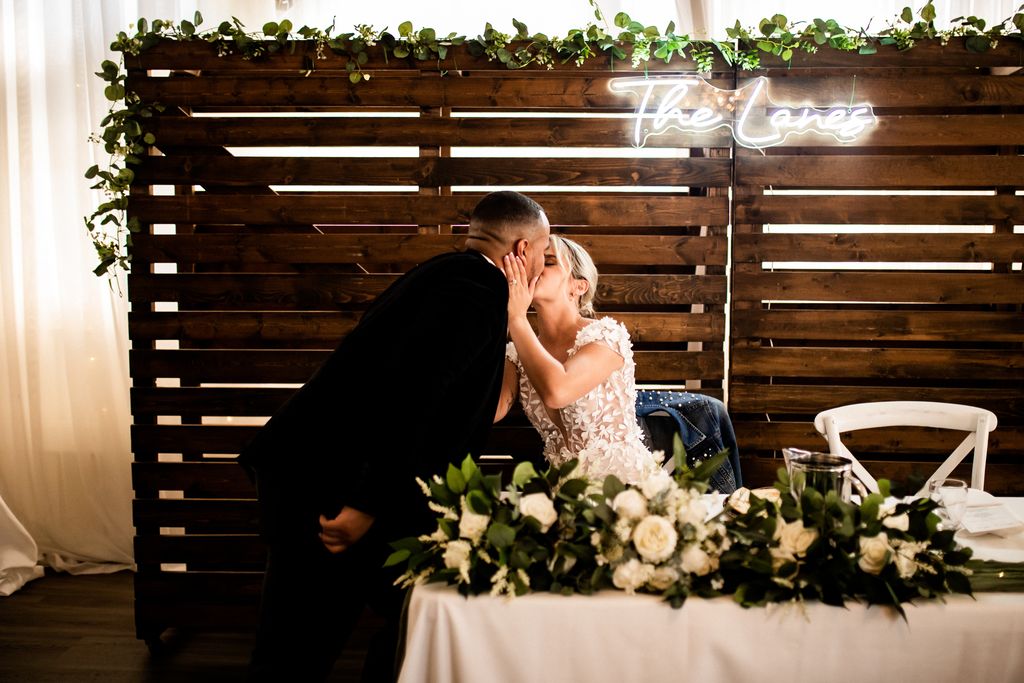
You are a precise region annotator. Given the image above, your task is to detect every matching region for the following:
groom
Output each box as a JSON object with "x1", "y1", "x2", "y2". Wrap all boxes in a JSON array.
[{"x1": 239, "y1": 191, "x2": 550, "y2": 682}]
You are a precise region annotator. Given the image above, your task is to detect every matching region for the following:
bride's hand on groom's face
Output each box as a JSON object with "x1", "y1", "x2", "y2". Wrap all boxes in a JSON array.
[{"x1": 503, "y1": 254, "x2": 537, "y2": 321}]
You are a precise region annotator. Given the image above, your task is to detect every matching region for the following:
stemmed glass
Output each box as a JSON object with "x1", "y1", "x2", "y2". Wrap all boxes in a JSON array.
[{"x1": 928, "y1": 478, "x2": 968, "y2": 531}]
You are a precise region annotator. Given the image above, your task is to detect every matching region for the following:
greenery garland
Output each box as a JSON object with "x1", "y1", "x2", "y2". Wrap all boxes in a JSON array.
[{"x1": 84, "y1": 2, "x2": 1024, "y2": 277}]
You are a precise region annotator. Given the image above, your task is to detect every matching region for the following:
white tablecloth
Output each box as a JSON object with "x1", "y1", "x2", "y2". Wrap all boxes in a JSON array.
[{"x1": 398, "y1": 498, "x2": 1024, "y2": 683}]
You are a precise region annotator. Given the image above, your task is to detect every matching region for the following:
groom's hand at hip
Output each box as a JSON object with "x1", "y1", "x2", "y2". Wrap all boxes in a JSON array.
[{"x1": 319, "y1": 506, "x2": 375, "y2": 553}]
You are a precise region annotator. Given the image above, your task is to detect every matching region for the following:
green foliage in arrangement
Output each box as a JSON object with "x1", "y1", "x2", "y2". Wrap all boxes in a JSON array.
[{"x1": 84, "y1": 1, "x2": 1024, "y2": 277}]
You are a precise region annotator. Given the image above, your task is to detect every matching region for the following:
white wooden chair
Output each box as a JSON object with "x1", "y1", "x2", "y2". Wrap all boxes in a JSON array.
[{"x1": 813, "y1": 401, "x2": 998, "y2": 495}]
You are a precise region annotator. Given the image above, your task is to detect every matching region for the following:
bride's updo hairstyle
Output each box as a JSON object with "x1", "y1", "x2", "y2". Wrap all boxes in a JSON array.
[{"x1": 551, "y1": 235, "x2": 599, "y2": 318}]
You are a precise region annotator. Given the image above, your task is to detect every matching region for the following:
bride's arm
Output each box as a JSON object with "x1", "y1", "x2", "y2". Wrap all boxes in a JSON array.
[
  {"x1": 508, "y1": 318, "x2": 623, "y2": 409},
  {"x1": 493, "y1": 359, "x2": 519, "y2": 422}
]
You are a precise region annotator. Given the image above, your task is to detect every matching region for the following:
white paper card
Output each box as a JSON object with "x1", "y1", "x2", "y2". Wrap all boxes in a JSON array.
[{"x1": 961, "y1": 504, "x2": 1024, "y2": 536}]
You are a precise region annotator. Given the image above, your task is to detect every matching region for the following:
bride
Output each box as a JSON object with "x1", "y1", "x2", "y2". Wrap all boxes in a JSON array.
[{"x1": 494, "y1": 235, "x2": 660, "y2": 484}]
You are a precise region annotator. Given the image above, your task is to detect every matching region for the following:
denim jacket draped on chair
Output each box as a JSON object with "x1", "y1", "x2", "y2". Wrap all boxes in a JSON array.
[{"x1": 635, "y1": 390, "x2": 741, "y2": 494}]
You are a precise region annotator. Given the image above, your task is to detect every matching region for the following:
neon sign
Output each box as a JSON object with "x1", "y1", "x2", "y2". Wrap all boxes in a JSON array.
[{"x1": 609, "y1": 76, "x2": 876, "y2": 149}]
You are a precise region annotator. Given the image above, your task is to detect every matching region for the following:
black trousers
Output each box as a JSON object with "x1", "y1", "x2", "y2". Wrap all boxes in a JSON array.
[{"x1": 249, "y1": 474, "x2": 407, "y2": 682}]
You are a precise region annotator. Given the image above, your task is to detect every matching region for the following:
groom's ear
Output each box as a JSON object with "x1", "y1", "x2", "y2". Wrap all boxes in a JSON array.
[{"x1": 513, "y1": 238, "x2": 528, "y2": 259}]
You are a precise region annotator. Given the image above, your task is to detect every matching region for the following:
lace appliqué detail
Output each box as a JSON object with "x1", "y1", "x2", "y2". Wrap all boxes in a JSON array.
[{"x1": 509, "y1": 317, "x2": 658, "y2": 484}]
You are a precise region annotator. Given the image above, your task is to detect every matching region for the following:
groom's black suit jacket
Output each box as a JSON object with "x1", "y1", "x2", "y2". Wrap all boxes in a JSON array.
[{"x1": 238, "y1": 250, "x2": 509, "y2": 541}]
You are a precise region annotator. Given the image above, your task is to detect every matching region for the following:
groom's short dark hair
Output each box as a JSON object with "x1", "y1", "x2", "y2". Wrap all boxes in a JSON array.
[{"x1": 470, "y1": 191, "x2": 546, "y2": 232}]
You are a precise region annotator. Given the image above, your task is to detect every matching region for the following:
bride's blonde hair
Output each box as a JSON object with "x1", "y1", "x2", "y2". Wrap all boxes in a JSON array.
[{"x1": 550, "y1": 235, "x2": 599, "y2": 318}]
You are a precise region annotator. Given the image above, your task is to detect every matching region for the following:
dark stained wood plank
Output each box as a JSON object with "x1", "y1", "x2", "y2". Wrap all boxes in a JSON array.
[
  {"x1": 132, "y1": 233, "x2": 729, "y2": 266},
  {"x1": 729, "y1": 383, "x2": 1024, "y2": 420},
  {"x1": 133, "y1": 461, "x2": 255, "y2": 497},
  {"x1": 132, "y1": 387, "x2": 295, "y2": 417},
  {"x1": 731, "y1": 309, "x2": 1024, "y2": 342},
  {"x1": 132, "y1": 424, "x2": 259, "y2": 453},
  {"x1": 736, "y1": 155, "x2": 1024, "y2": 188},
  {"x1": 748, "y1": 75, "x2": 1024, "y2": 108},
  {"x1": 733, "y1": 233, "x2": 1024, "y2": 263},
  {"x1": 735, "y1": 194, "x2": 1024, "y2": 226},
  {"x1": 740, "y1": 456, "x2": 1024, "y2": 495},
  {"x1": 127, "y1": 273, "x2": 729, "y2": 308},
  {"x1": 733, "y1": 271, "x2": 1024, "y2": 304},
  {"x1": 130, "y1": 38, "x2": 712, "y2": 72},
  {"x1": 128, "y1": 37, "x2": 1024, "y2": 72},
  {"x1": 129, "y1": 73, "x2": 736, "y2": 109},
  {"x1": 134, "y1": 155, "x2": 732, "y2": 188},
  {"x1": 128, "y1": 194, "x2": 730, "y2": 226},
  {"x1": 133, "y1": 499, "x2": 259, "y2": 532},
  {"x1": 134, "y1": 534, "x2": 263, "y2": 564},
  {"x1": 734, "y1": 420, "x2": 1024, "y2": 455},
  {"x1": 730, "y1": 347, "x2": 1024, "y2": 381},
  {"x1": 129, "y1": 311, "x2": 725, "y2": 345},
  {"x1": 129, "y1": 349, "x2": 724, "y2": 383},
  {"x1": 148, "y1": 115, "x2": 731, "y2": 148}
]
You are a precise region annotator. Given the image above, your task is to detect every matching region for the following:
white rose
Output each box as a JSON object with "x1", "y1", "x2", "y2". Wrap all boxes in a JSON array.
[
  {"x1": 612, "y1": 489, "x2": 648, "y2": 521},
  {"x1": 882, "y1": 513, "x2": 909, "y2": 532},
  {"x1": 858, "y1": 533, "x2": 891, "y2": 575},
  {"x1": 443, "y1": 540, "x2": 472, "y2": 570},
  {"x1": 458, "y1": 502, "x2": 490, "y2": 544},
  {"x1": 632, "y1": 515, "x2": 679, "y2": 563},
  {"x1": 639, "y1": 469, "x2": 673, "y2": 499},
  {"x1": 519, "y1": 493, "x2": 558, "y2": 532},
  {"x1": 649, "y1": 566, "x2": 680, "y2": 591},
  {"x1": 776, "y1": 519, "x2": 818, "y2": 558},
  {"x1": 770, "y1": 546, "x2": 796, "y2": 572},
  {"x1": 680, "y1": 544, "x2": 714, "y2": 576},
  {"x1": 728, "y1": 487, "x2": 751, "y2": 514},
  {"x1": 611, "y1": 558, "x2": 654, "y2": 593},
  {"x1": 677, "y1": 498, "x2": 708, "y2": 528},
  {"x1": 892, "y1": 540, "x2": 925, "y2": 579}
]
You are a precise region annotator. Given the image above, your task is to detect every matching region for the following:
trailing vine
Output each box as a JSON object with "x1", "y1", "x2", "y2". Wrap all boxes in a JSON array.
[{"x1": 85, "y1": 2, "x2": 1024, "y2": 277}]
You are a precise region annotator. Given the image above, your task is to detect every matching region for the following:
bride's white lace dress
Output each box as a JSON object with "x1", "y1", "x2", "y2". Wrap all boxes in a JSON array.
[{"x1": 506, "y1": 316, "x2": 660, "y2": 484}]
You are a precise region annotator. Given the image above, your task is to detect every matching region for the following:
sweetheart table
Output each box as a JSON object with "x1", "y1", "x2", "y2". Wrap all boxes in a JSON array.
[{"x1": 396, "y1": 498, "x2": 1024, "y2": 683}]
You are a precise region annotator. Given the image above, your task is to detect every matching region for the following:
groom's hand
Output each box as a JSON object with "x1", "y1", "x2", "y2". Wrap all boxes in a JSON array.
[{"x1": 319, "y1": 506, "x2": 375, "y2": 554}]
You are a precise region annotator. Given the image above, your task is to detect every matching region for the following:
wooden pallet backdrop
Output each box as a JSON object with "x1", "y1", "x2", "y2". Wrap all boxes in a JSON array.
[
  {"x1": 125, "y1": 41, "x2": 729, "y2": 639},
  {"x1": 124, "y1": 39, "x2": 1023, "y2": 640},
  {"x1": 729, "y1": 47, "x2": 1024, "y2": 492}
]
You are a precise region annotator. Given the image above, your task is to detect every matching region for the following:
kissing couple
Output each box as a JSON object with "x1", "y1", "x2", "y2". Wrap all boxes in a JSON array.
[{"x1": 239, "y1": 190, "x2": 666, "y2": 682}]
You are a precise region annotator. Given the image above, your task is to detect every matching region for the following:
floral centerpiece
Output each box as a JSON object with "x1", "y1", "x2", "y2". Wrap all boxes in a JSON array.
[{"x1": 389, "y1": 439, "x2": 977, "y2": 613}]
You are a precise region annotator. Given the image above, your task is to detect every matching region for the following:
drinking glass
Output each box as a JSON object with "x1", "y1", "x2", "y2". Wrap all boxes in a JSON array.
[
  {"x1": 928, "y1": 478, "x2": 968, "y2": 531},
  {"x1": 783, "y1": 448, "x2": 867, "y2": 503}
]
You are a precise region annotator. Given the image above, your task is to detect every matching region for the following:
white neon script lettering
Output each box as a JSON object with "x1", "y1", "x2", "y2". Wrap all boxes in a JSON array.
[{"x1": 610, "y1": 76, "x2": 876, "y2": 149}]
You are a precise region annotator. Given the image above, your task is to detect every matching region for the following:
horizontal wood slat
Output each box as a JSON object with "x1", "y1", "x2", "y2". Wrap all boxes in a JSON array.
[
  {"x1": 130, "y1": 349, "x2": 725, "y2": 383},
  {"x1": 132, "y1": 233, "x2": 729, "y2": 266},
  {"x1": 744, "y1": 75, "x2": 1024, "y2": 108},
  {"x1": 731, "y1": 309, "x2": 1024, "y2": 342},
  {"x1": 734, "y1": 421, "x2": 1024, "y2": 454},
  {"x1": 128, "y1": 273, "x2": 729, "y2": 308},
  {"x1": 129, "y1": 74, "x2": 735, "y2": 109},
  {"x1": 734, "y1": 194, "x2": 1024, "y2": 226},
  {"x1": 133, "y1": 499, "x2": 258, "y2": 531},
  {"x1": 740, "y1": 457, "x2": 1024, "y2": 496},
  {"x1": 134, "y1": 534, "x2": 263, "y2": 564},
  {"x1": 149, "y1": 115, "x2": 732, "y2": 149},
  {"x1": 733, "y1": 233, "x2": 1024, "y2": 263},
  {"x1": 129, "y1": 194, "x2": 730, "y2": 226},
  {"x1": 733, "y1": 271, "x2": 1024, "y2": 304},
  {"x1": 135, "y1": 155, "x2": 733, "y2": 188},
  {"x1": 129, "y1": 39, "x2": 1024, "y2": 72},
  {"x1": 729, "y1": 383, "x2": 1024, "y2": 420},
  {"x1": 730, "y1": 347, "x2": 1024, "y2": 381},
  {"x1": 129, "y1": 311, "x2": 725, "y2": 344},
  {"x1": 146, "y1": 114, "x2": 1024, "y2": 149},
  {"x1": 133, "y1": 462, "x2": 255, "y2": 497},
  {"x1": 736, "y1": 155, "x2": 1024, "y2": 188}
]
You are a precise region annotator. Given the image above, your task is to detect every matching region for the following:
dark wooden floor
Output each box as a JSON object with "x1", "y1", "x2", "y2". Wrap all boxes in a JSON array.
[{"x1": 0, "y1": 571, "x2": 375, "y2": 682}]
